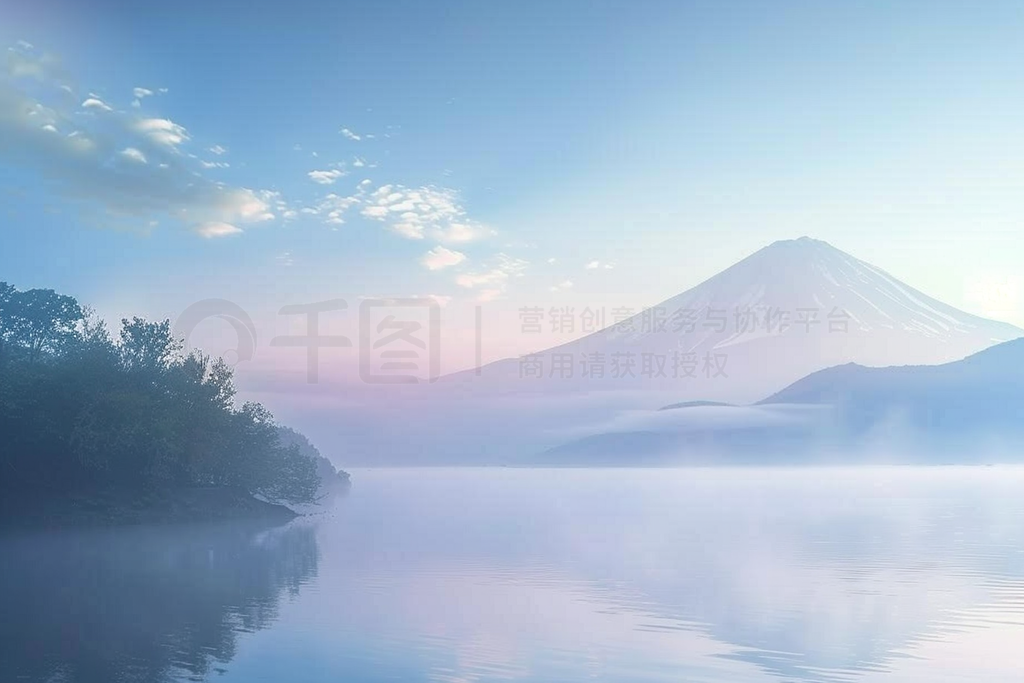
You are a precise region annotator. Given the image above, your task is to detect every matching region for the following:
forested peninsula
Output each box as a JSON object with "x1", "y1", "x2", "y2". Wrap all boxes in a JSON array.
[{"x1": 0, "y1": 282, "x2": 348, "y2": 527}]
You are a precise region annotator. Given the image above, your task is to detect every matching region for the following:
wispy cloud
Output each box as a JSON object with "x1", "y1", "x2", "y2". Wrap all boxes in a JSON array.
[
  {"x1": 119, "y1": 147, "x2": 147, "y2": 163},
  {"x1": 314, "y1": 192, "x2": 362, "y2": 225},
  {"x1": 476, "y1": 288, "x2": 503, "y2": 303},
  {"x1": 81, "y1": 95, "x2": 112, "y2": 112},
  {"x1": 195, "y1": 221, "x2": 243, "y2": 238},
  {"x1": 131, "y1": 86, "x2": 153, "y2": 107},
  {"x1": 0, "y1": 44, "x2": 277, "y2": 237},
  {"x1": 456, "y1": 254, "x2": 528, "y2": 293},
  {"x1": 424, "y1": 294, "x2": 452, "y2": 307},
  {"x1": 308, "y1": 168, "x2": 346, "y2": 185},
  {"x1": 359, "y1": 184, "x2": 494, "y2": 242},
  {"x1": 340, "y1": 127, "x2": 361, "y2": 141},
  {"x1": 132, "y1": 118, "x2": 190, "y2": 148},
  {"x1": 420, "y1": 246, "x2": 467, "y2": 271}
]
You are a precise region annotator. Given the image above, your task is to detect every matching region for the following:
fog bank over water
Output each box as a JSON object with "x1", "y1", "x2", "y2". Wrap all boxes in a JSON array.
[{"x1": 6, "y1": 467, "x2": 1024, "y2": 682}]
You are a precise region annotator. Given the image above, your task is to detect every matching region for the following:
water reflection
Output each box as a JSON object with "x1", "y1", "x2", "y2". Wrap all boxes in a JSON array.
[
  {"x1": 281, "y1": 468, "x2": 1024, "y2": 683},
  {"x1": 0, "y1": 519, "x2": 319, "y2": 683},
  {"x1": 4, "y1": 469, "x2": 1024, "y2": 682}
]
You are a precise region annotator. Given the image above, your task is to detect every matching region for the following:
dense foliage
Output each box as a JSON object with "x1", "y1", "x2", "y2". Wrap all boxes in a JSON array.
[
  {"x1": 0, "y1": 282, "x2": 320, "y2": 505},
  {"x1": 278, "y1": 426, "x2": 351, "y2": 492}
]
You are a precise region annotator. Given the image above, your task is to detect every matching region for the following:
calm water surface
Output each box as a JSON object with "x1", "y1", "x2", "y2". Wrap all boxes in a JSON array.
[{"x1": 4, "y1": 467, "x2": 1024, "y2": 682}]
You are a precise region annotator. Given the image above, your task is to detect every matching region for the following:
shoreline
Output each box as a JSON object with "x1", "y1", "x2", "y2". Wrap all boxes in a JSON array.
[{"x1": 0, "y1": 486, "x2": 300, "y2": 531}]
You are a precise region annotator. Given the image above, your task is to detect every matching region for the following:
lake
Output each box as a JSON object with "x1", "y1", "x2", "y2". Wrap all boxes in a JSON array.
[{"x1": 3, "y1": 467, "x2": 1024, "y2": 682}]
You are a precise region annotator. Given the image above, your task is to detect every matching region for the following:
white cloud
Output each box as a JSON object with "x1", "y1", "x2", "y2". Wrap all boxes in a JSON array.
[
  {"x1": 119, "y1": 147, "x2": 147, "y2": 163},
  {"x1": 547, "y1": 257, "x2": 557, "y2": 264},
  {"x1": 308, "y1": 168, "x2": 346, "y2": 185},
  {"x1": 195, "y1": 221, "x2": 242, "y2": 238},
  {"x1": 199, "y1": 159, "x2": 229, "y2": 169},
  {"x1": 208, "y1": 144, "x2": 227, "y2": 155},
  {"x1": 133, "y1": 117, "x2": 190, "y2": 148},
  {"x1": 420, "y1": 246, "x2": 467, "y2": 271},
  {"x1": 585, "y1": 260, "x2": 600, "y2": 269},
  {"x1": 81, "y1": 96, "x2": 112, "y2": 112},
  {"x1": 436, "y1": 221, "x2": 494, "y2": 243},
  {"x1": 476, "y1": 288, "x2": 503, "y2": 303},
  {"x1": 352, "y1": 157, "x2": 365, "y2": 167},
  {"x1": 456, "y1": 270, "x2": 505, "y2": 288},
  {"x1": 424, "y1": 294, "x2": 452, "y2": 307},
  {"x1": 276, "y1": 251, "x2": 295, "y2": 267},
  {"x1": 315, "y1": 192, "x2": 361, "y2": 225},
  {"x1": 6, "y1": 48, "x2": 61, "y2": 82},
  {"x1": 359, "y1": 184, "x2": 493, "y2": 243},
  {"x1": 130, "y1": 87, "x2": 162, "y2": 108},
  {"x1": 0, "y1": 48, "x2": 279, "y2": 237},
  {"x1": 549, "y1": 280, "x2": 574, "y2": 291},
  {"x1": 222, "y1": 188, "x2": 276, "y2": 222},
  {"x1": 456, "y1": 253, "x2": 528, "y2": 290},
  {"x1": 340, "y1": 127, "x2": 361, "y2": 141}
]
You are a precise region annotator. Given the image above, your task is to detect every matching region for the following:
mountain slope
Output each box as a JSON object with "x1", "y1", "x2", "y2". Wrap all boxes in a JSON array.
[
  {"x1": 758, "y1": 337, "x2": 1024, "y2": 444},
  {"x1": 538, "y1": 338, "x2": 1024, "y2": 465},
  {"x1": 448, "y1": 237, "x2": 1022, "y2": 403}
]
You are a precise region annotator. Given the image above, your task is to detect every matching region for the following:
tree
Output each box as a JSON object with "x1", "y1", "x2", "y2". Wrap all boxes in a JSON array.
[
  {"x1": 118, "y1": 317, "x2": 180, "y2": 374},
  {"x1": 0, "y1": 282, "x2": 323, "y2": 508},
  {"x1": 0, "y1": 284, "x2": 83, "y2": 364}
]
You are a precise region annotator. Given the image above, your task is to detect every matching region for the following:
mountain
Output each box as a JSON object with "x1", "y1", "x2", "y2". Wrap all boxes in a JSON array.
[
  {"x1": 447, "y1": 237, "x2": 1022, "y2": 404},
  {"x1": 538, "y1": 338, "x2": 1024, "y2": 465},
  {"x1": 758, "y1": 336, "x2": 1024, "y2": 453},
  {"x1": 333, "y1": 237, "x2": 1021, "y2": 465}
]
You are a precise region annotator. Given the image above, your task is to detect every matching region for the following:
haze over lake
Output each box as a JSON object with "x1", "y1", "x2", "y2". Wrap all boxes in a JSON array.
[{"x1": 6, "y1": 466, "x2": 1024, "y2": 683}]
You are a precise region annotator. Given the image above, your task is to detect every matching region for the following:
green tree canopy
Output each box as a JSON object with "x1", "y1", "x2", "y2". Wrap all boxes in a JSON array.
[{"x1": 0, "y1": 281, "x2": 320, "y2": 506}]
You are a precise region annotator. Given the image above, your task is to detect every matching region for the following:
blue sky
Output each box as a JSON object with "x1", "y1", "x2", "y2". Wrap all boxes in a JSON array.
[{"x1": 2, "y1": 0, "x2": 1024, "y2": 382}]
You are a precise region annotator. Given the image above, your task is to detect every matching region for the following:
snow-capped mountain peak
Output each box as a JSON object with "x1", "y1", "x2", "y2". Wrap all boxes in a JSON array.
[{"x1": 451, "y1": 238, "x2": 1023, "y2": 403}]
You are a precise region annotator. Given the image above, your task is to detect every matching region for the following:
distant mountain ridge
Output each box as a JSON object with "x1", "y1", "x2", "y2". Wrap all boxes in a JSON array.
[
  {"x1": 539, "y1": 337, "x2": 1024, "y2": 464},
  {"x1": 447, "y1": 237, "x2": 1022, "y2": 403},
  {"x1": 758, "y1": 337, "x2": 1024, "y2": 449}
]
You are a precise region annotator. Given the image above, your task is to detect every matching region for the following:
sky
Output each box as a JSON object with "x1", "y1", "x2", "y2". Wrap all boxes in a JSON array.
[{"x1": 2, "y1": 0, "x2": 1024, "y2": 400}]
